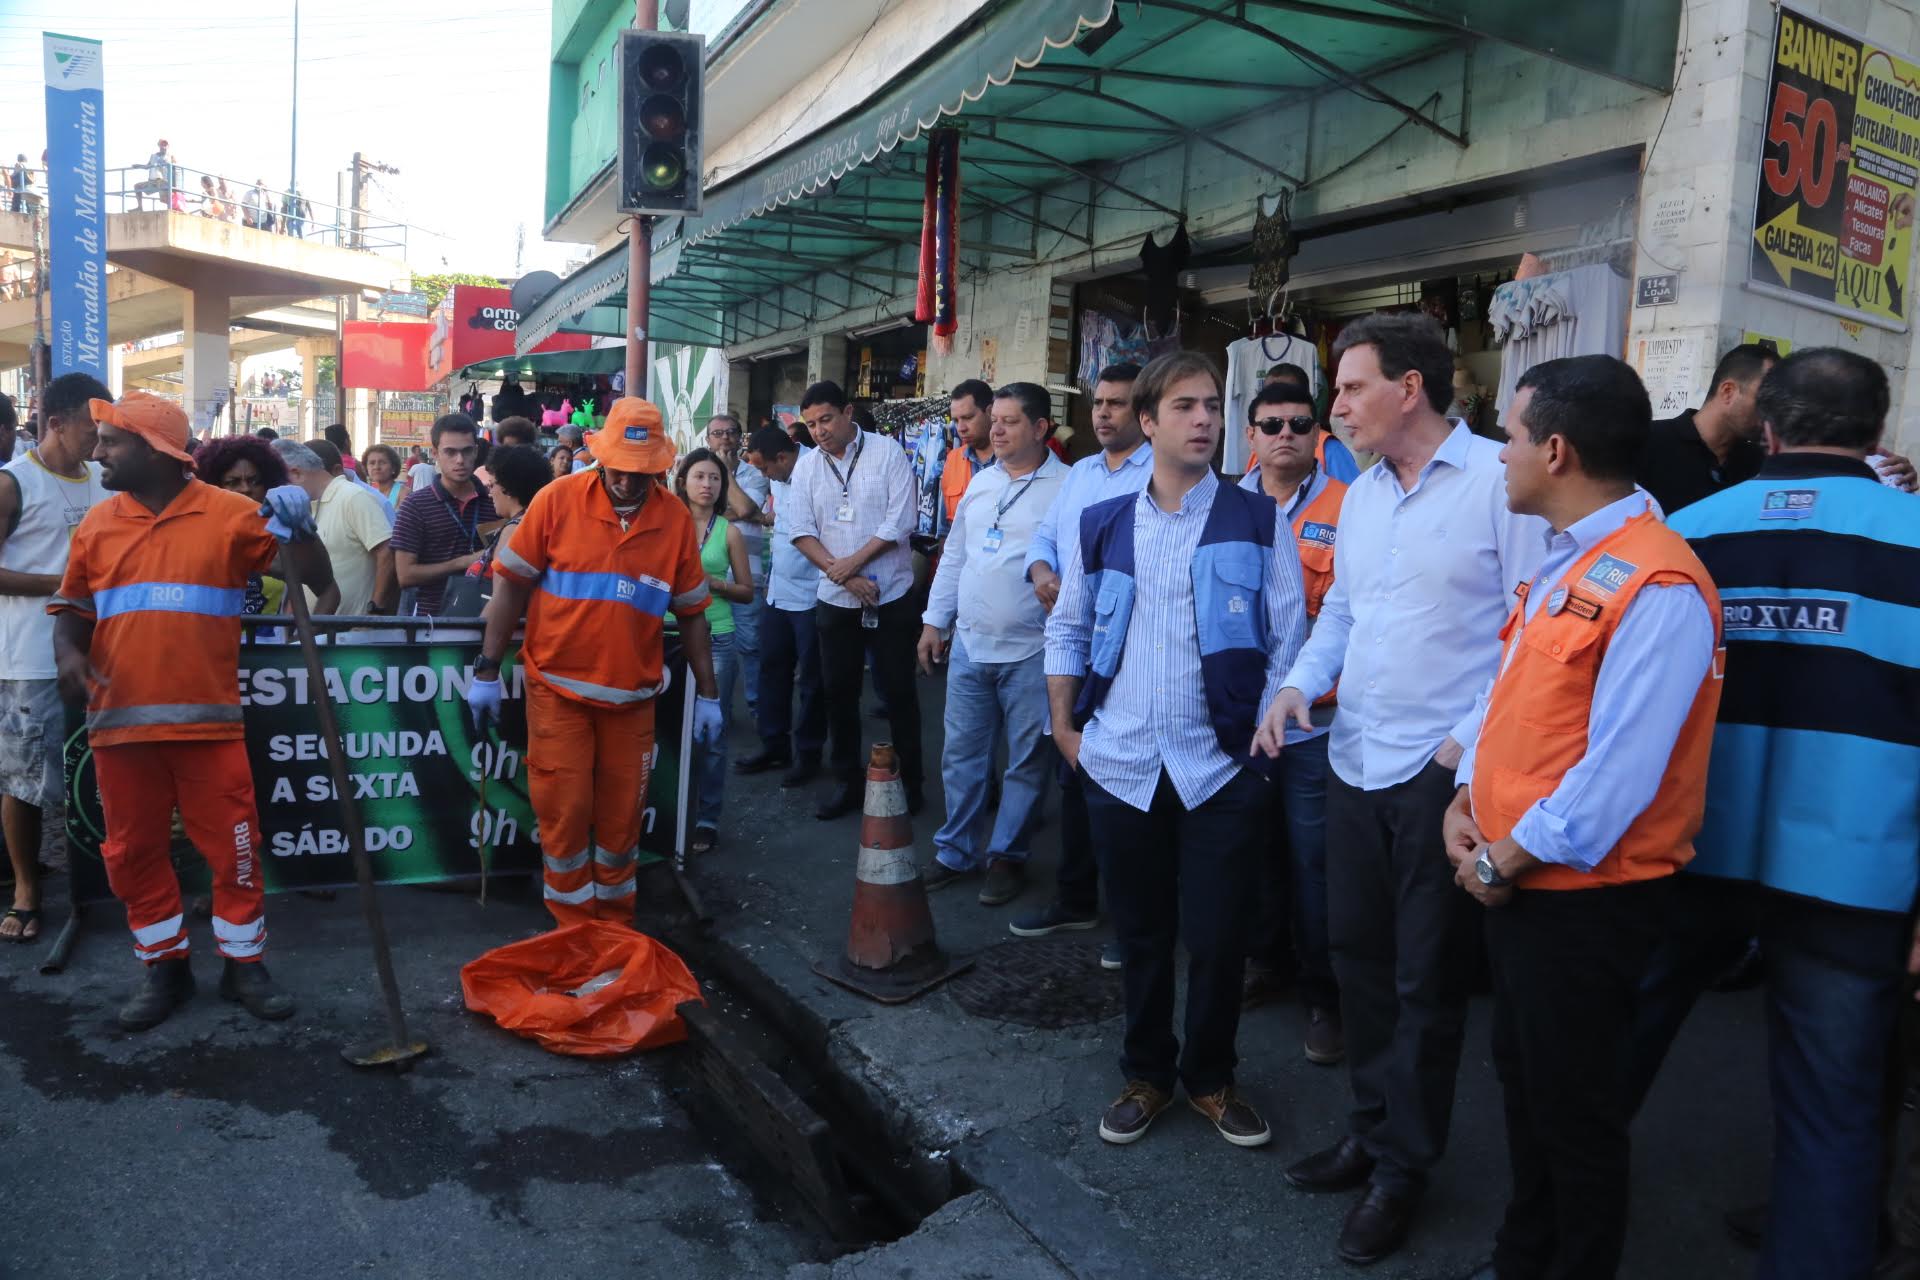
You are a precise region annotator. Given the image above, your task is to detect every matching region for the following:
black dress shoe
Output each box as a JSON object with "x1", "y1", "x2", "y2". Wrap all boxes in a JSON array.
[
  {"x1": 1339, "y1": 1185, "x2": 1415, "y2": 1266},
  {"x1": 733, "y1": 747, "x2": 791, "y2": 776},
  {"x1": 1284, "y1": 1135, "x2": 1375, "y2": 1192},
  {"x1": 905, "y1": 786, "x2": 926, "y2": 816},
  {"x1": 780, "y1": 752, "x2": 821, "y2": 788},
  {"x1": 814, "y1": 785, "x2": 862, "y2": 821}
]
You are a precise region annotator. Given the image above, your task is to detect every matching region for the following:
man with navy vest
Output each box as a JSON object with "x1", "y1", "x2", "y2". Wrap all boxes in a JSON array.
[
  {"x1": 1629, "y1": 348, "x2": 1919, "y2": 1280},
  {"x1": 1262, "y1": 312, "x2": 1542, "y2": 1266},
  {"x1": 1046, "y1": 350, "x2": 1306, "y2": 1151}
]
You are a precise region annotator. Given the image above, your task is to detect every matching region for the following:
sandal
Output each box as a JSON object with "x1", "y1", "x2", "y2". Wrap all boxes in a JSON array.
[
  {"x1": 690, "y1": 825, "x2": 718, "y2": 855},
  {"x1": 0, "y1": 907, "x2": 41, "y2": 944}
]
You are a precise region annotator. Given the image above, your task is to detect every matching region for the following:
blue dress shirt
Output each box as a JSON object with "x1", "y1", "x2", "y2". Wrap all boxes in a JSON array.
[
  {"x1": 1024, "y1": 443, "x2": 1154, "y2": 579},
  {"x1": 1456, "y1": 490, "x2": 1716, "y2": 871}
]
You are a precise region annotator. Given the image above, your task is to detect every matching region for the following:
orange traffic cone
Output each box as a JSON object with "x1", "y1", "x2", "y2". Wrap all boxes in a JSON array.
[{"x1": 813, "y1": 743, "x2": 972, "y2": 1004}]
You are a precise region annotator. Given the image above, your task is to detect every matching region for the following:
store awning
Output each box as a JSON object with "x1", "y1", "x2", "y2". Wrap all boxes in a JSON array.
[
  {"x1": 521, "y1": 0, "x2": 1682, "y2": 350},
  {"x1": 458, "y1": 341, "x2": 624, "y2": 382},
  {"x1": 515, "y1": 244, "x2": 631, "y2": 351}
]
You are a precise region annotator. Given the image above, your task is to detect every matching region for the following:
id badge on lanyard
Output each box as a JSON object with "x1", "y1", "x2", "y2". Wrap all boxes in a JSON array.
[
  {"x1": 983, "y1": 526, "x2": 1004, "y2": 552},
  {"x1": 834, "y1": 500, "x2": 855, "y2": 524}
]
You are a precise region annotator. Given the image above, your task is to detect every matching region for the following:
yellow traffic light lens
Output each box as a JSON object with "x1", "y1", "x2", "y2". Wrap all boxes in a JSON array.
[{"x1": 643, "y1": 143, "x2": 684, "y2": 189}]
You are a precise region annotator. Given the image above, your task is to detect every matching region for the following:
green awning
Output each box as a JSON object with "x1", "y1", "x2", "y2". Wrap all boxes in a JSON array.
[
  {"x1": 516, "y1": 243, "x2": 631, "y2": 352},
  {"x1": 458, "y1": 342, "x2": 625, "y2": 381}
]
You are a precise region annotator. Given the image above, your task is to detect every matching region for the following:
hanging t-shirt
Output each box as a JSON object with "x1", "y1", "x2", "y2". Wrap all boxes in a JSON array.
[{"x1": 1224, "y1": 332, "x2": 1325, "y2": 475}]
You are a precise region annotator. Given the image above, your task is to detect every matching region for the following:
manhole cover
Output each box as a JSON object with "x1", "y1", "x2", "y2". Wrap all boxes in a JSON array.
[{"x1": 947, "y1": 938, "x2": 1124, "y2": 1029}]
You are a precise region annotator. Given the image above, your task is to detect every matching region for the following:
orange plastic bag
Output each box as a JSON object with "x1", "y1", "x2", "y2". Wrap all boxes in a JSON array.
[{"x1": 460, "y1": 920, "x2": 703, "y2": 1057}]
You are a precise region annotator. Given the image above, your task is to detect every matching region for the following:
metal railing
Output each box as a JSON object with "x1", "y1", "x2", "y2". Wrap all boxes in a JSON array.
[{"x1": 107, "y1": 164, "x2": 409, "y2": 256}]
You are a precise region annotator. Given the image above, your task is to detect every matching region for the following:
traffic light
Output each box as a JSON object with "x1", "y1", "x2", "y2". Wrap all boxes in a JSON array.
[{"x1": 619, "y1": 28, "x2": 704, "y2": 216}]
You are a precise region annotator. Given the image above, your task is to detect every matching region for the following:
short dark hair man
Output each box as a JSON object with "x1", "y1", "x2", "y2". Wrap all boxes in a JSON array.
[
  {"x1": 1442, "y1": 355, "x2": 1722, "y2": 1280},
  {"x1": 1636, "y1": 343, "x2": 1778, "y2": 516},
  {"x1": 1046, "y1": 350, "x2": 1307, "y2": 1152},
  {"x1": 942, "y1": 379, "x2": 996, "y2": 527},
  {"x1": 391, "y1": 413, "x2": 496, "y2": 615},
  {"x1": 496, "y1": 416, "x2": 538, "y2": 448}
]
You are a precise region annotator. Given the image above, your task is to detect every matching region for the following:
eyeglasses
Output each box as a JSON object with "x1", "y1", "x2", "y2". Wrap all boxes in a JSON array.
[{"x1": 1254, "y1": 415, "x2": 1318, "y2": 436}]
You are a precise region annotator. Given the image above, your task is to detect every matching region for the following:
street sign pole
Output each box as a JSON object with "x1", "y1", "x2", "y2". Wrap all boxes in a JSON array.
[{"x1": 625, "y1": 0, "x2": 658, "y2": 401}]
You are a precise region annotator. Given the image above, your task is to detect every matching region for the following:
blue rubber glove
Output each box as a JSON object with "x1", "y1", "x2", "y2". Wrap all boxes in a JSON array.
[
  {"x1": 467, "y1": 676, "x2": 503, "y2": 734},
  {"x1": 692, "y1": 694, "x2": 724, "y2": 747},
  {"x1": 259, "y1": 484, "x2": 317, "y2": 543}
]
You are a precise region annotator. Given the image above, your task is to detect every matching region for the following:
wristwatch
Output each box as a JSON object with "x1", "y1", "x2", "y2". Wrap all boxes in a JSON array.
[
  {"x1": 1475, "y1": 848, "x2": 1509, "y2": 888},
  {"x1": 473, "y1": 655, "x2": 502, "y2": 678}
]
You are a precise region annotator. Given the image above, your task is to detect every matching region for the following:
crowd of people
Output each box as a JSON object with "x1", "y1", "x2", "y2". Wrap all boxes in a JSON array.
[
  {"x1": 3, "y1": 308, "x2": 1917, "y2": 1278},
  {"x1": 127, "y1": 139, "x2": 315, "y2": 236}
]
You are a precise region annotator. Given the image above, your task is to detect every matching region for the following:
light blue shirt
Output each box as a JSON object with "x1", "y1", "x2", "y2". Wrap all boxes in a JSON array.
[
  {"x1": 1241, "y1": 463, "x2": 1336, "y2": 745},
  {"x1": 1457, "y1": 490, "x2": 1715, "y2": 872},
  {"x1": 924, "y1": 453, "x2": 1069, "y2": 663},
  {"x1": 1281, "y1": 421, "x2": 1545, "y2": 790},
  {"x1": 1045, "y1": 471, "x2": 1307, "y2": 812},
  {"x1": 1024, "y1": 443, "x2": 1154, "y2": 580},
  {"x1": 733, "y1": 458, "x2": 770, "y2": 588},
  {"x1": 765, "y1": 477, "x2": 822, "y2": 611}
]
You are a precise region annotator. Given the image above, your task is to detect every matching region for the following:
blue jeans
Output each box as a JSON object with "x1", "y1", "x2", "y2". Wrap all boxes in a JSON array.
[
  {"x1": 731, "y1": 595, "x2": 762, "y2": 718},
  {"x1": 695, "y1": 631, "x2": 736, "y2": 828},
  {"x1": 932, "y1": 638, "x2": 1049, "y2": 871},
  {"x1": 756, "y1": 605, "x2": 825, "y2": 755},
  {"x1": 1281, "y1": 733, "x2": 1335, "y2": 1009}
]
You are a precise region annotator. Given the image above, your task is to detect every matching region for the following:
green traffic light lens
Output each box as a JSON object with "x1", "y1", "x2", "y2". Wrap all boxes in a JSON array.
[{"x1": 643, "y1": 142, "x2": 684, "y2": 189}]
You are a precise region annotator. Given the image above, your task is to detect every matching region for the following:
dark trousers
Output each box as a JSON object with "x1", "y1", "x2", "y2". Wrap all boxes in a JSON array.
[
  {"x1": 816, "y1": 595, "x2": 923, "y2": 790},
  {"x1": 1084, "y1": 765, "x2": 1263, "y2": 1096},
  {"x1": 756, "y1": 604, "x2": 826, "y2": 757},
  {"x1": 1327, "y1": 760, "x2": 1479, "y2": 1196},
  {"x1": 1630, "y1": 878, "x2": 1907, "y2": 1280},
  {"x1": 1487, "y1": 880, "x2": 1672, "y2": 1280},
  {"x1": 1051, "y1": 750, "x2": 1098, "y2": 917}
]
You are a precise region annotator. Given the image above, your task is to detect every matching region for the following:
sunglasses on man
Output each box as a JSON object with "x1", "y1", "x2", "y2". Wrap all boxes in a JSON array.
[{"x1": 1253, "y1": 414, "x2": 1318, "y2": 436}]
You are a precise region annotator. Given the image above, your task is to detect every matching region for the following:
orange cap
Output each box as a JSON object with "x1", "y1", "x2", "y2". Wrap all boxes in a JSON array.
[
  {"x1": 586, "y1": 397, "x2": 675, "y2": 473},
  {"x1": 90, "y1": 391, "x2": 194, "y2": 465}
]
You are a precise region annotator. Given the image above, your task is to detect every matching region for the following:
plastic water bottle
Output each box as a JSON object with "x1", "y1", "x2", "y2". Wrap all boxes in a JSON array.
[{"x1": 860, "y1": 574, "x2": 879, "y2": 630}]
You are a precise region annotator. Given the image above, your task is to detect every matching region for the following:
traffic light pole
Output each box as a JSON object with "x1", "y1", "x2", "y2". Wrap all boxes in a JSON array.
[{"x1": 625, "y1": 0, "x2": 659, "y2": 401}]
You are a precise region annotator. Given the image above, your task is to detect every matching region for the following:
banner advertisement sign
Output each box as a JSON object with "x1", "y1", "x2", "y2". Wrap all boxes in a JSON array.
[
  {"x1": 42, "y1": 32, "x2": 107, "y2": 381},
  {"x1": 1749, "y1": 5, "x2": 1920, "y2": 329},
  {"x1": 65, "y1": 640, "x2": 694, "y2": 903}
]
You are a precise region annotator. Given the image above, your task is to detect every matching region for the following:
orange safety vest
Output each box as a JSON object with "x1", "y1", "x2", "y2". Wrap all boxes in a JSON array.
[
  {"x1": 942, "y1": 444, "x2": 989, "y2": 523},
  {"x1": 1471, "y1": 510, "x2": 1724, "y2": 892},
  {"x1": 1290, "y1": 474, "x2": 1346, "y2": 619}
]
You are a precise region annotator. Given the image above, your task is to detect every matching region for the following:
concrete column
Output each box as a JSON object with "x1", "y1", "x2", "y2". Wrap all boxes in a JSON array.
[
  {"x1": 726, "y1": 360, "x2": 751, "y2": 421},
  {"x1": 181, "y1": 284, "x2": 231, "y2": 433},
  {"x1": 806, "y1": 332, "x2": 847, "y2": 388},
  {"x1": 295, "y1": 335, "x2": 332, "y2": 438}
]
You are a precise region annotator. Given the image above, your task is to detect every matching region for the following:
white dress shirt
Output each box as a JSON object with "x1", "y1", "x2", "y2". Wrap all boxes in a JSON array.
[
  {"x1": 924, "y1": 452, "x2": 1068, "y2": 663},
  {"x1": 1282, "y1": 421, "x2": 1545, "y2": 791},
  {"x1": 787, "y1": 429, "x2": 917, "y2": 608}
]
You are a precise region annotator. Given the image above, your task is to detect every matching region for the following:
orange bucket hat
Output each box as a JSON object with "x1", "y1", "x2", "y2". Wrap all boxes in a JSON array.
[
  {"x1": 586, "y1": 398, "x2": 676, "y2": 473},
  {"x1": 90, "y1": 391, "x2": 194, "y2": 465}
]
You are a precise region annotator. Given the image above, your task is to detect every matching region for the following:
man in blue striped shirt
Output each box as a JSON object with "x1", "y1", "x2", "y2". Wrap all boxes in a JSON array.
[{"x1": 1046, "y1": 351, "x2": 1307, "y2": 1152}]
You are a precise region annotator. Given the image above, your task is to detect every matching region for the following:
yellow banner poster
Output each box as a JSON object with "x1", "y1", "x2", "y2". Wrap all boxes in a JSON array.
[{"x1": 1750, "y1": 6, "x2": 1920, "y2": 329}]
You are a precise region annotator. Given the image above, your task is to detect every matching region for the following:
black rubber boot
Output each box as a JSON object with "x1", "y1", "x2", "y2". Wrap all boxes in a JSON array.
[
  {"x1": 118, "y1": 957, "x2": 195, "y2": 1031},
  {"x1": 219, "y1": 959, "x2": 295, "y2": 1021}
]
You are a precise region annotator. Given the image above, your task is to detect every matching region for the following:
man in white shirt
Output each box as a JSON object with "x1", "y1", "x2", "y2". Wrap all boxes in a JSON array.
[
  {"x1": 0, "y1": 372, "x2": 110, "y2": 943},
  {"x1": 735, "y1": 426, "x2": 826, "y2": 786},
  {"x1": 1262, "y1": 312, "x2": 1543, "y2": 1267},
  {"x1": 273, "y1": 439, "x2": 395, "y2": 616},
  {"x1": 787, "y1": 381, "x2": 924, "y2": 819},
  {"x1": 917, "y1": 383, "x2": 1068, "y2": 907}
]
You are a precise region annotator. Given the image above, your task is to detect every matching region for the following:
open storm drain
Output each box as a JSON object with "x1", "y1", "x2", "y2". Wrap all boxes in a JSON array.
[{"x1": 946, "y1": 938, "x2": 1125, "y2": 1029}]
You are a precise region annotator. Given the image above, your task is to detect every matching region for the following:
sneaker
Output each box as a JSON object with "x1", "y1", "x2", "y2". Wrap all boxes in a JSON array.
[
  {"x1": 1097, "y1": 1080, "x2": 1172, "y2": 1144},
  {"x1": 1304, "y1": 1006, "x2": 1345, "y2": 1065},
  {"x1": 1099, "y1": 941, "x2": 1123, "y2": 970},
  {"x1": 978, "y1": 859, "x2": 1026, "y2": 906},
  {"x1": 118, "y1": 956, "x2": 195, "y2": 1031},
  {"x1": 922, "y1": 860, "x2": 975, "y2": 892},
  {"x1": 1188, "y1": 1085, "x2": 1271, "y2": 1147},
  {"x1": 219, "y1": 958, "x2": 296, "y2": 1021},
  {"x1": 1009, "y1": 902, "x2": 1101, "y2": 937}
]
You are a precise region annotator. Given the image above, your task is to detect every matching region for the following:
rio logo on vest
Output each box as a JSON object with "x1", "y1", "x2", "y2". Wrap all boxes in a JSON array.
[
  {"x1": 1298, "y1": 521, "x2": 1336, "y2": 547},
  {"x1": 1580, "y1": 554, "x2": 1638, "y2": 595},
  {"x1": 1759, "y1": 489, "x2": 1817, "y2": 520}
]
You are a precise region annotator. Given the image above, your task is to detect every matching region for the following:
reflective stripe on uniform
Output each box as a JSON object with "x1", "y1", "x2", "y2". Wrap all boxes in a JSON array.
[
  {"x1": 593, "y1": 844, "x2": 638, "y2": 869},
  {"x1": 135, "y1": 935, "x2": 191, "y2": 961},
  {"x1": 87, "y1": 703, "x2": 243, "y2": 732},
  {"x1": 213, "y1": 914, "x2": 267, "y2": 958},
  {"x1": 543, "y1": 847, "x2": 590, "y2": 874},
  {"x1": 593, "y1": 875, "x2": 637, "y2": 899},
  {"x1": 94, "y1": 582, "x2": 246, "y2": 621},
  {"x1": 132, "y1": 913, "x2": 186, "y2": 946},
  {"x1": 538, "y1": 568, "x2": 671, "y2": 616},
  {"x1": 543, "y1": 880, "x2": 596, "y2": 905},
  {"x1": 672, "y1": 582, "x2": 711, "y2": 610},
  {"x1": 495, "y1": 543, "x2": 539, "y2": 580},
  {"x1": 538, "y1": 671, "x2": 657, "y2": 704}
]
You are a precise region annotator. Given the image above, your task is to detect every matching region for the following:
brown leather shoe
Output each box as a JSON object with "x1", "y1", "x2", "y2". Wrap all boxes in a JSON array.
[
  {"x1": 1097, "y1": 1081, "x2": 1172, "y2": 1145},
  {"x1": 1188, "y1": 1085, "x2": 1271, "y2": 1147},
  {"x1": 1284, "y1": 1135, "x2": 1375, "y2": 1191},
  {"x1": 1338, "y1": 1185, "x2": 1415, "y2": 1265},
  {"x1": 1304, "y1": 1006, "x2": 1345, "y2": 1065}
]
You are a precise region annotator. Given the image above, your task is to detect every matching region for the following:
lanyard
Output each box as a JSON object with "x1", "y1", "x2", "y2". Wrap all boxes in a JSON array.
[
  {"x1": 991, "y1": 468, "x2": 1042, "y2": 530},
  {"x1": 701, "y1": 511, "x2": 718, "y2": 548},
  {"x1": 432, "y1": 483, "x2": 480, "y2": 551},
  {"x1": 822, "y1": 434, "x2": 863, "y2": 495}
]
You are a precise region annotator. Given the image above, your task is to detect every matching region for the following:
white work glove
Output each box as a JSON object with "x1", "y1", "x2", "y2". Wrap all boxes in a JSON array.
[
  {"x1": 259, "y1": 484, "x2": 316, "y2": 543},
  {"x1": 467, "y1": 676, "x2": 503, "y2": 734},
  {"x1": 692, "y1": 694, "x2": 724, "y2": 747}
]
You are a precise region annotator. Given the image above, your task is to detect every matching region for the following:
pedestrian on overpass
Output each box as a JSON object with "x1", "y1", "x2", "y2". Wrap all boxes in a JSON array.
[
  {"x1": 51, "y1": 391, "x2": 333, "y2": 1030},
  {"x1": 467, "y1": 397, "x2": 724, "y2": 927},
  {"x1": 1438, "y1": 355, "x2": 1723, "y2": 1280}
]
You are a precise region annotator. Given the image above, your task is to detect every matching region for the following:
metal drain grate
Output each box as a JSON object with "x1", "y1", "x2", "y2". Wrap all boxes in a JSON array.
[{"x1": 946, "y1": 938, "x2": 1125, "y2": 1029}]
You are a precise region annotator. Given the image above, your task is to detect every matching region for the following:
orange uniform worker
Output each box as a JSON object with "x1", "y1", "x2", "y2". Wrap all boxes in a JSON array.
[
  {"x1": 941, "y1": 379, "x2": 995, "y2": 526},
  {"x1": 468, "y1": 398, "x2": 723, "y2": 926},
  {"x1": 50, "y1": 391, "x2": 334, "y2": 1031}
]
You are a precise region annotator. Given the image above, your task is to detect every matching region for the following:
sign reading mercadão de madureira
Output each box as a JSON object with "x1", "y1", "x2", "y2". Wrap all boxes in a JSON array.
[
  {"x1": 1749, "y1": 5, "x2": 1920, "y2": 330},
  {"x1": 42, "y1": 31, "x2": 107, "y2": 381}
]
